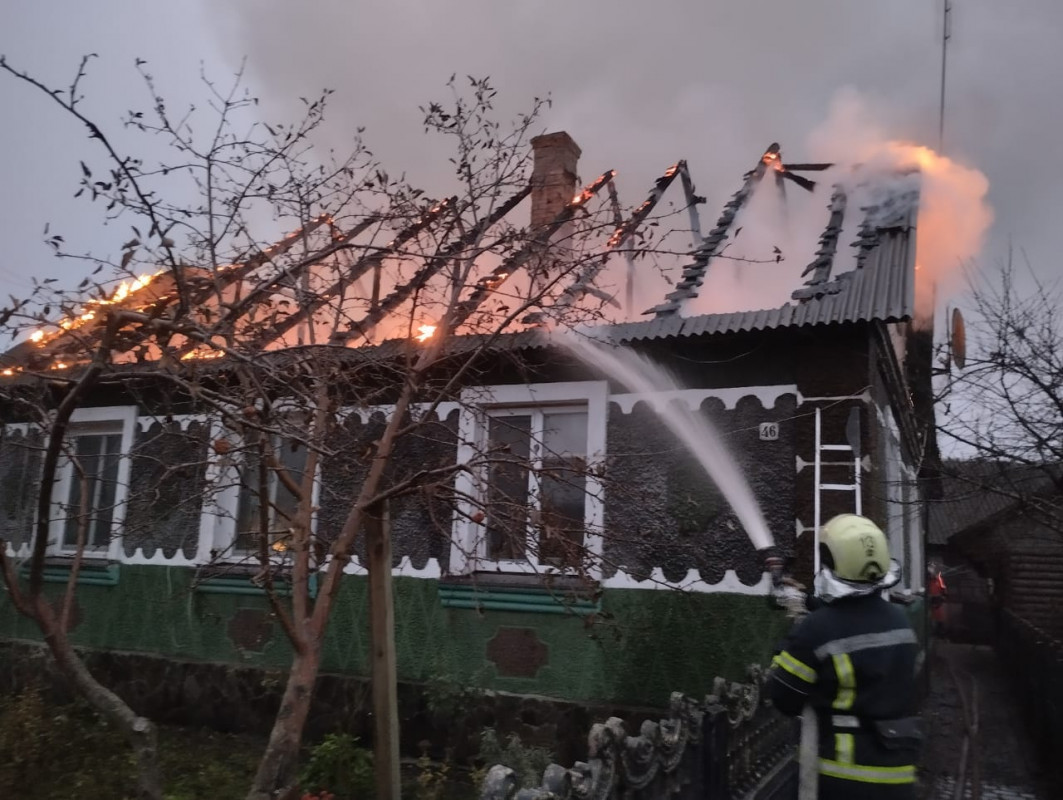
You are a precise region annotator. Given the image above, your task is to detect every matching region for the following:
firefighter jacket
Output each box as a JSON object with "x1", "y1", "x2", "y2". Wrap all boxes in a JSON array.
[{"x1": 769, "y1": 592, "x2": 921, "y2": 792}]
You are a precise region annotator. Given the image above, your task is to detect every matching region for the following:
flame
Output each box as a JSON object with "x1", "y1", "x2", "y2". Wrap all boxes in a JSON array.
[
  {"x1": 27, "y1": 270, "x2": 164, "y2": 349},
  {"x1": 180, "y1": 349, "x2": 225, "y2": 361},
  {"x1": 108, "y1": 272, "x2": 157, "y2": 305},
  {"x1": 2, "y1": 368, "x2": 15, "y2": 377},
  {"x1": 415, "y1": 324, "x2": 436, "y2": 342}
]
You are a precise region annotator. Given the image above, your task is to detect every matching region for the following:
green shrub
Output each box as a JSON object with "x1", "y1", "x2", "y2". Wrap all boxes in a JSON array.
[
  {"x1": 0, "y1": 686, "x2": 262, "y2": 800},
  {"x1": 0, "y1": 685, "x2": 134, "y2": 799},
  {"x1": 299, "y1": 732, "x2": 374, "y2": 799}
]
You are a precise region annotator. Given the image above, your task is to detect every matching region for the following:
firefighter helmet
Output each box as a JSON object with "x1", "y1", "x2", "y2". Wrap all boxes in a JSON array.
[{"x1": 819, "y1": 514, "x2": 890, "y2": 583}]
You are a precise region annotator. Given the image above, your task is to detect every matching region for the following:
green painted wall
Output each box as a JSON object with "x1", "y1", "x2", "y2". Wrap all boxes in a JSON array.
[{"x1": 0, "y1": 566, "x2": 791, "y2": 707}]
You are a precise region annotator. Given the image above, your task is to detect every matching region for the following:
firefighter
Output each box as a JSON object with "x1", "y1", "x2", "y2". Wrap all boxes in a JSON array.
[
  {"x1": 928, "y1": 564, "x2": 948, "y2": 638},
  {"x1": 769, "y1": 514, "x2": 922, "y2": 799}
]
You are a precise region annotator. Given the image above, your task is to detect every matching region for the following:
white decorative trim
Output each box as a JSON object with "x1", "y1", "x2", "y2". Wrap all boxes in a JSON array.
[
  {"x1": 337, "y1": 554, "x2": 442, "y2": 579},
  {"x1": 136, "y1": 414, "x2": 208, "y2": 434},
  {"x1": 124, "y1": 546, "x2": 197, "y2": 567},
  {"x1": 610, "y1": 385, "x2": 796, "y2": 414},
  {"x1": 601, "y1": 566, "x2": 772, "y2": 595},
  {"x1": 797, "y1": 389, "x2": 872, "y2": 405},
  {"x1": 337, "y1": 403, "x2": 460, "y2": 426},
  {"x1": 3, "y1": 542, "x2": 32, "y2": 559},
  {"x1": 413, "y1": 402, "x2": 461, "y2": 422},
  {"x1": 0, "y1": 422, "x2": 35, "y2": 437},
  {"x1": 344, "y1": 405, "x2": 396, "y2": 425}
]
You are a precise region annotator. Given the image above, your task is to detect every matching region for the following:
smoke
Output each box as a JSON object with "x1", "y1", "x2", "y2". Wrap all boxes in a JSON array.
[
  {"x1": 686, "y1": 89, "x2": 994, "y2": 321},
  {"x1": 808, "y1": 88, "x2": 994, "y2": 320},
  {"x1": 682, "y1": 164, "x2": 833, "y2": 316}
]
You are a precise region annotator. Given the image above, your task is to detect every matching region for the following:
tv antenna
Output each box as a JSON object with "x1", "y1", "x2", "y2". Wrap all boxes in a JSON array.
[{"x1": 938, "y1": 0, "x2": 952, "y2": 153}]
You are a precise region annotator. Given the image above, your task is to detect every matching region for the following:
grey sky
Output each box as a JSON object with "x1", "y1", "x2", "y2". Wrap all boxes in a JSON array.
[{"x1": 2, "y1": 1, "x2": 1061, "y2": 309}]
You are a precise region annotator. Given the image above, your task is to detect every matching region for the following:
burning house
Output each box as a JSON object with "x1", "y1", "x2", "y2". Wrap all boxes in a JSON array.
[{"x1": 0, "y1": 132, "x2": 934, "y2": 729}]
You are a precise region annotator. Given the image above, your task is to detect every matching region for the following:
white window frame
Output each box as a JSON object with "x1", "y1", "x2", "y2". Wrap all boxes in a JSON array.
[
  {"x1": 49, "y1": 405, "x2": 137, "y2": 561},
  {"x1": 200, "y1": 417, "x2": 321, "y2": 564},
  {"x1": 449, "y1": 381, "x2": 608, "y2": 577}
]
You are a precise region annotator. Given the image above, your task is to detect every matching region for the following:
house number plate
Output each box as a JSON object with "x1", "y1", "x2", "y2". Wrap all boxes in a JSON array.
[{"x1": 759, "y1": 422, "x2": 779, "y2": 441}]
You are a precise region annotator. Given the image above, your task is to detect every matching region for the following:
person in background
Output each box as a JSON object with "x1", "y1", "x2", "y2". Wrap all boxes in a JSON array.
[
  {"x1": 768, "y1": 514, "x2": 921, "y2": 799},
  {"x1": 928, "y1": 563, "x2": 948, "y2": 638}
]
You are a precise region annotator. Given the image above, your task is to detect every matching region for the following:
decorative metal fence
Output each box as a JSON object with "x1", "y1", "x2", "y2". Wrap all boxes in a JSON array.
[{"x1": 481, "y1": 665, "x2": 798, "y2": 800}]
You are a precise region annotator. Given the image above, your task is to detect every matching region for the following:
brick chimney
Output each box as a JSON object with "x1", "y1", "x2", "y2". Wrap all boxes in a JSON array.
[{"x1": 530, "y1": 132, "x2": 581, "y2": 230}]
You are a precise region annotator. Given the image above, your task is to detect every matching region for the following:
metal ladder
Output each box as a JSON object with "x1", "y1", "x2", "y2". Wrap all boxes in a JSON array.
[{"x1": 812, "y1": 405, "x2": 862, "y2": 574}]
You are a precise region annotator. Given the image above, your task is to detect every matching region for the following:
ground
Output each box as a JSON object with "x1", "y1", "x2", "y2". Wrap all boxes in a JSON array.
[{"x1": 919, "y1": 642, "x2": 1055, "y2": 800}]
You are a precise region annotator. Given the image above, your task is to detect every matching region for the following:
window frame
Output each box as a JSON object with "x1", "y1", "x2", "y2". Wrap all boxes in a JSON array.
[
  {"x1": 203, "y1": 418, "x2": 321, "y2": 564},
  {"x1": 450, "y1": 381, "x2": 607, "y2": 578},
  {"x1": 49, "y1": 405, "x2": 138, "y2": 562}
]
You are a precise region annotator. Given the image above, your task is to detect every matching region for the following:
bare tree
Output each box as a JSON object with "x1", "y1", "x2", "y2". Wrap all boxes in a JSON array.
[
  {"x1": 0, "y1": 57, "x2": 685, "y2": 799},
  {"x1": 937, "y1": 255, "x2": 1063, "y2": 535}
]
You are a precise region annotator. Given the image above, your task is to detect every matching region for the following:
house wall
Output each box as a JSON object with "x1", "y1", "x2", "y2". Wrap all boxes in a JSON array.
[
  {"x1": 951, "y1": 517, "x2": 1063, "y2": 639},
  {"x1": 790, "y1": 332, "x2": 873, "y2": 584},
  {"x1": 0, "y1": 372, "x2": 798, "y2": 709},
  {"x1": 603, "y1": 392, "x2": 797, "y2": 585},
  {"x1": 0, "y1": 566, "x2": 788, "y2": 708},
  {"x1": 0, "y1": 326, "x2": 930, "y2": 708}
]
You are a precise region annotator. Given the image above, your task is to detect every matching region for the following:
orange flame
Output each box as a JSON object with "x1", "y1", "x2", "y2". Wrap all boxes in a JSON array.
[
  {"x1": 28, "y1": 270, "x2": 163, "y2": 348},
  {"x1": 180, "y1": 349, "x2": 225, "y2": 361}
]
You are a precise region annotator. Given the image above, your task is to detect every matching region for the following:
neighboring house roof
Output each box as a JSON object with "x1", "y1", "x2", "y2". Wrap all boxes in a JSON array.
[
  {"x1": 928, "y1": 460, "x2": 1063, "y2": 545},
  {"x1": 1, "y1": 142, "x2": 920, "y2": 372}
]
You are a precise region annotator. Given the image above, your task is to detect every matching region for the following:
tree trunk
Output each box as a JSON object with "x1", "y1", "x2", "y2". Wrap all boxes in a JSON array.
[
  {"x1": 36, "y1": 600, "x2": 163, "y2": 800},
  {"x1": 247, "y1": 650, "x2": 321, "y2": 800},
  {"x1": 367, "y1": 504, "x2": 401, "y2": 798}
]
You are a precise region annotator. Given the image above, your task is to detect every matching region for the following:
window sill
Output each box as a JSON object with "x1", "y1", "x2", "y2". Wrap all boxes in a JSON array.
[
  {"x1": 439, "y1": 573, "x2": 599, "y2": 615},
  {"x1": 21, "y1": 559, "x2": 120, "y2": 587},
  {"x1": 194, "y1": 565, "x2": 318, "y2": 598}
]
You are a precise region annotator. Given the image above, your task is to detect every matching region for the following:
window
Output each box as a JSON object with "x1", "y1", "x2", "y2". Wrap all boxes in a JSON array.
[
  {"x1": 50, "y1": 407, "x2": 137, "y2": 559},
  {"x1": 234, "y1": 436, "x2": 308, "y2": 554},
  {"x1": 203, "y1": 421, "x2": 317, "y2": 562},
  {"x1": 484, "y1": 408, "x2": 589, "y2": 566},
  {"x1": 451, "y1": 381, "x2": 607, "y2": 576}
]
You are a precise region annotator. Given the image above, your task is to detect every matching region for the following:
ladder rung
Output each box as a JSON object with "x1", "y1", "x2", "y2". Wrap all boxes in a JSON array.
[
  {"x1": 820, "y1": 445, "x2": 853, "y2": 452},
  {"x1": 820, "y1": 484, "x2": 858, "y2": 491}
]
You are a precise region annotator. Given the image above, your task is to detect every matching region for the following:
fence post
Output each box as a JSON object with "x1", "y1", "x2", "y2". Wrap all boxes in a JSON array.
[{"x1": 702, "y1": 704, "x2": 729, "y2": 798}]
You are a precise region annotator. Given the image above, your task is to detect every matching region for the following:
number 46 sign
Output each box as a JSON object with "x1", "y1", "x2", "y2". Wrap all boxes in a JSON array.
[{"x1": 759, "y1": 422, "x2": 779, "y2": 441}]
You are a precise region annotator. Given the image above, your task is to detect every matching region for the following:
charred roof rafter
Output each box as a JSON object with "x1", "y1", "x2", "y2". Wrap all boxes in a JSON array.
[
  {"x1": 249, "y1": 197, "x2": 458, "y2": 350},
  {"x1": 333, "y1": 184, "x2": 533, "y2": 345},
  {"x1": 178, "y1": 212, "x2": 388, "y2": 356},
  {"x1": 648, "y1": 143, "x2": 832, "y2": 318},
  {"x1": 441, "y1": 169, "x2": 616, "y2": 334},
  {"x1": 792, "y1": 186, "x2": 848, "y2": 301},
  {"x1": 543, "y1": 161, "x2": 685, "y2": 318}
]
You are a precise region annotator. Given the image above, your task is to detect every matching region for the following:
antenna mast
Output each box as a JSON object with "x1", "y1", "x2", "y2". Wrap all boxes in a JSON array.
[{"x1": 938, "y1": 0, "x2": 952, "y2": 153}]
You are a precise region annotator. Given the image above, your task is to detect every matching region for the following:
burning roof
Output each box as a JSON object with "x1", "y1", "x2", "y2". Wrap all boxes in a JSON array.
[{"x1": 1, "y1": 140, "x2": 922, "y2": 375}]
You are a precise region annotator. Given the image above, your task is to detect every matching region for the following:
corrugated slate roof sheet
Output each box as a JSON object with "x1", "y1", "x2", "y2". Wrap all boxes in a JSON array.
[{"x1": 600, "y1": 222, "x2": 915, "y2": 344}]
